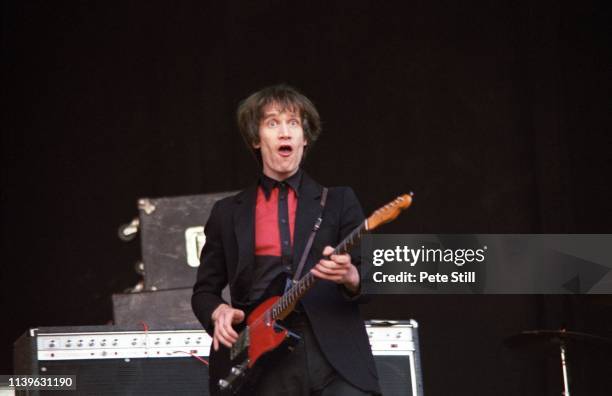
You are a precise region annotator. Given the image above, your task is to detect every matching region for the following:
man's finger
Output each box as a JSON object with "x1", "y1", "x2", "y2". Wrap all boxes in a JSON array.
[
  {"x1": 216, "y1": 325, "x2": 230, "y2": 345},
  {"x1": 322, "y1": 246, "x2": 334, "y2": 256},
  {"x1": 320, "y1": 259, "x2": 351, "y2": 271},
  {"x1": 330, "y1": 254, "x2": 350, "y2": 264},
  {"x1": 315, "y1": 264, "x2": 346, "y2": 276},
  {"x1": 319, "y1": 259, "x2": 337, "y2": 269},
  {"x1": 216, "y1": 323, "x2": 234, "y2": 348},
  {"x1": 322, "y1": 258, "x2": 350, "y2": 268},
  {"x1": 217, "y1": 317, "x2": 237, "y2": 343},
  {"x1": 312, "y1": 267, "x2": 346, "y2": 278},
  {"x1": 219, "y1": 335, "x2": 233, "y2": 348},
  {"x1": 221, "y1": 320, "x2": 238, "y2": 342},
  {"x1": 224, "y1": 313, "x2": 239, "y2": 339},
  {"x1": 311, "y1": 268, "x2": 344, "y2": 282},
  {"x1": 232, "y1": 309, "x2": 245, "y2": 324}
]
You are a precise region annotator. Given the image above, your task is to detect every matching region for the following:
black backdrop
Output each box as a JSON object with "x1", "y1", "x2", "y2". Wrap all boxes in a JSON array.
[{"x1": 2, "y1": 1, "x2": 611, "y2": 395}]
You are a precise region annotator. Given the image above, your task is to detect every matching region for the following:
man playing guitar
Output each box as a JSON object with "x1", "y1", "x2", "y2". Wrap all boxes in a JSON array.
[{"x1": 192, "y1": 85, "x2": 381, "y2": 395}]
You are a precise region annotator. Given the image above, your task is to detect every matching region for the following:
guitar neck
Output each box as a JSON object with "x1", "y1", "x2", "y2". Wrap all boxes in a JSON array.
[{"x1": 270, "y1": 221, "x2": 369, "y2": 320}]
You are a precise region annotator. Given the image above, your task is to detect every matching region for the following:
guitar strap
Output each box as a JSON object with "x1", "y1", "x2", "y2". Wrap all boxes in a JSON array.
[{"x1": 287, "y1": 187, "x2": 328, "y2": 290}]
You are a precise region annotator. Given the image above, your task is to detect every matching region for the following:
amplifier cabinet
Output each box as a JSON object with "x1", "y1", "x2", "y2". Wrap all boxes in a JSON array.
[
  {"x1": 13, "y1": 325, "x2": 211, "y2": 396},
  {"x1": 367, "y1": 320, "x2": 424, "y2": 396},
  {"x1": 14, "y1": 321, "x2": 422, "y2": 395},
  {"x1": 138, "y1": 192, "x2": 237, "y2": 291}
]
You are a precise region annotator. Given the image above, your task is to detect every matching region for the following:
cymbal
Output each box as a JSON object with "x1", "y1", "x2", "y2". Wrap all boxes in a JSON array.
[{"x1": 504, "y1": 329, "x2": 612, "y2": 354}]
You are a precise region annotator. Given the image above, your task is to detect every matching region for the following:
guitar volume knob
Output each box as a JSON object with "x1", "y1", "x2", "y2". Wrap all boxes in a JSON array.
[{"x1": 218, "y1": 379, "x2": 230, "y2": 390}]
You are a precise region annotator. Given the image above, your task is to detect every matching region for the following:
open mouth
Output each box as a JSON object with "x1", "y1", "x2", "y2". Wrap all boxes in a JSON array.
[{"x1": 278, "y1": 145, "x2": 293, "y2": 157}]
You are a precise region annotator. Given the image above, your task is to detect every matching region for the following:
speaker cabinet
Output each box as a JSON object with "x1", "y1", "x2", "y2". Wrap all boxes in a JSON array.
[{"x1": 368, "y1": 320, "x2": 424, "y2": 396}]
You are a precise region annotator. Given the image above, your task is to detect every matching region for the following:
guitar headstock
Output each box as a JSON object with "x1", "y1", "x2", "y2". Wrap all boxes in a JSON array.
[{"x1": 366, "y1": 193, "x2": 413, "y2": 231}]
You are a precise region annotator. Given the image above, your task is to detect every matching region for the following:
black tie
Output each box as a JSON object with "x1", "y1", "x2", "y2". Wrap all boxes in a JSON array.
[{"x1": 277, "y1": 182, "x2": 293, "y2": 274}]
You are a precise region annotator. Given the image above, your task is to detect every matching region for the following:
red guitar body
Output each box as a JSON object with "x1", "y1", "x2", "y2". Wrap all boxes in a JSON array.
[{"x1": 245, "y1": 296, "x2": 287, "y2": 368}]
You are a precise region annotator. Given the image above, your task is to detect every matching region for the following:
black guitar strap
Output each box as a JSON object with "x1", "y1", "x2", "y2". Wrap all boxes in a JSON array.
[{"x1": 288, "y1": 187, "x2": 328, "y2": 289}]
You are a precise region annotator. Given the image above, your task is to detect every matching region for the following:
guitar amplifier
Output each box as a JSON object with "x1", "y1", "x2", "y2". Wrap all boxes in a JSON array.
[
  {"x1": 137, "y1": 192, "x2": 237, "y2": 291},
  {"x1": 13, "y1": 321, "x2": 422, "y2": 395},
  {"x1": 367, "y1": 320, "x2": 424, "y2": 396},
  {"x1": 13, "y1": 325, "x2": 212, "y2": 395}
]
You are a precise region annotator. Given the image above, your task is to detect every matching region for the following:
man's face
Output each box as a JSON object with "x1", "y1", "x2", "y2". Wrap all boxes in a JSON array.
[{"x1": 254, "y1": 103, "x2": 307, "y2": 181}]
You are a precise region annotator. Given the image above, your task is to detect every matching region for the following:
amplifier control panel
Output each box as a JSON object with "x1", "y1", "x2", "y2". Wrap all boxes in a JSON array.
[
  {"x1": 366, "y1": 321, "x2": 417, "y2": 355},
  {"x1": 36, "y1": 330, "x2": 212, "y2": 361}
]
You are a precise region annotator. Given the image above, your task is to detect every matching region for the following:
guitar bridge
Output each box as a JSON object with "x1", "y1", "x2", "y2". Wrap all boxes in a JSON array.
[{"x1": 230, "y1": 326, "x2": 250, "y2": 361}]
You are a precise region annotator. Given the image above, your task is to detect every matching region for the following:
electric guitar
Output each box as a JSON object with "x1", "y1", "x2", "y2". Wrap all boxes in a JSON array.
[{"x1": 210, "y1": 193, "x2": 413, "y2": 395}]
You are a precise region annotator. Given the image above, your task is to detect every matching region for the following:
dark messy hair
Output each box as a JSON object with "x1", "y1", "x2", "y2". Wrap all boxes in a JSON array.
[{"x1": 237, "y1": 84, "x2": 321, "y2": 159}]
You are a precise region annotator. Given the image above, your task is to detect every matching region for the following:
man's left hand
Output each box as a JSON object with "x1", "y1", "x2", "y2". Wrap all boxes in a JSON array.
[{"x1": 311, "y1": 246, "x2": 360, "y2": 293}]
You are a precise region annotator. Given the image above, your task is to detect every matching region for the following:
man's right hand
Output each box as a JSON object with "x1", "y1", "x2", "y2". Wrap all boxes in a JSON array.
[{"x1": 211, "y1": 303, "x2": 245, "y2": 351}]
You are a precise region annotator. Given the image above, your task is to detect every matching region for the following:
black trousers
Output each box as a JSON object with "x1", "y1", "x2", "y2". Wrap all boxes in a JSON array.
[{"x1": 253, "y1": 312, "x2": 375, "y2": 396}]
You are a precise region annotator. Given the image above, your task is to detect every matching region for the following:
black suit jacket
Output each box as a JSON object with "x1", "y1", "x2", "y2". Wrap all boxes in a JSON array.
[{"x1": 192, "y1": 172, "x2": 380, "y2": 393}]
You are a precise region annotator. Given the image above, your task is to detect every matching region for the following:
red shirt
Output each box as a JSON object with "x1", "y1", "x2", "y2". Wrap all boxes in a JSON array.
[
  {"x1": 249, "y1": 170, "x2": 302, "y2": 300},
  {"x1": 255, "y1": 185, "x2": 297, "y2": 256}
]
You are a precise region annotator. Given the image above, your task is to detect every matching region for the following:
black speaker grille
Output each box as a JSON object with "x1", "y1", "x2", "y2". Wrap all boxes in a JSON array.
[
  {"x1": 375, "y1": 355, "x2": 414, "y2": 396},
  {"x1": 37, "y1": 358, "x2": 208, "y2": 395}
]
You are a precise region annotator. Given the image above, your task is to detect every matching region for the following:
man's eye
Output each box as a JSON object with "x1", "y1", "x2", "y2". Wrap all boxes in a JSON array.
[
  {"x1": 290, "y1": 120, "x2": 300, "y2": 126},
  {"x1": 268, "y1": 120, "x2": 277, "y2": 127}
]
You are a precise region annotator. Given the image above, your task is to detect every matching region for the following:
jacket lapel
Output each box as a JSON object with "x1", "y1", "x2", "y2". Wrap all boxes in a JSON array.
[
  {"x1": 232, "y1": 185, "x2": 257, "y2": 304},
  {"x1": 292, "y1": 172, "x2": 323, "y2": 277}
]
